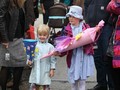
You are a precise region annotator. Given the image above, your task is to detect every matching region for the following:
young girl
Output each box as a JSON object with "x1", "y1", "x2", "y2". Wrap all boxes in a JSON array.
[
  {"x1": 55, "y1": 5, "x2": 95, "y2": 90},
  {"x1": 29, "y1": 24, "x2": 57, "y2": 90}
]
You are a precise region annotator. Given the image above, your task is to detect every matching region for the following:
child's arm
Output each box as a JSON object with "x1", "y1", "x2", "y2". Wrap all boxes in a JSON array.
[
  {"x1": 53, "y1": 51, "x2": 67, "y2": 57},
  {"x1": 49, "y1": 45, "x2": 57, "y2": 77}
]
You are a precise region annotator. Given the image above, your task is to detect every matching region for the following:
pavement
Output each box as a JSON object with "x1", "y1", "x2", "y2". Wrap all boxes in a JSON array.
[{"x1": 0, "y1": 14, "x2": 97, "y2": 90}]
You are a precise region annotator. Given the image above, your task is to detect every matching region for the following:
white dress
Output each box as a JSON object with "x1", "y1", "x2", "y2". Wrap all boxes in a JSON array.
[
  {"x1": 68, "y1": 22, "x2": 95, "y2": 84},
  {"x1": 29, "y1": 41, "x2": 57, "y2": 85}
]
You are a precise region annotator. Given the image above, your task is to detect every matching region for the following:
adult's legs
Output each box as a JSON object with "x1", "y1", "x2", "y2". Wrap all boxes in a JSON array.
[
  {"x1": 12, "y1": 67, "x2": 24, "y2": 90},
  {"x1": 0, "y1": 67, "x2": 9, "y2": 90},
  {"x1": 34, "y1": 7, "x2": 39, "y2": 19},
  {"x1": 43, "y1": 9, "x2": 49, "y2": 24},
  {"x1": 6, "y1": 68, "x2": 13, "y2": 88},
  {"x1": 104, "y1": 56, "x2": 114, "y2": 90},
  {"x1": 101, "y1": 24, "x2": 114, "y2": 89},
  {"x1": 106, "y1": 55, "x2": 120, "y2": 90},
  {"x1": 93, "y1": 24, "x2": 114, "y2": 90},
  {"x1": 112, "y1": 68, "x2": 120, "y2": 90}
]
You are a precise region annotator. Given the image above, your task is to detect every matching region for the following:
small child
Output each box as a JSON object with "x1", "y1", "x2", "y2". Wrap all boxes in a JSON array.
[
  {"x1": 29, "y1": 24, "x2": 57, "y2": 90},
  {"x1": 55, "y1": 5, "x2": 95, "y2": 90}
]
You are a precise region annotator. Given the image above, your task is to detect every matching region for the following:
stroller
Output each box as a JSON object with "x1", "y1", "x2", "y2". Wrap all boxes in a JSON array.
[{"x1": 48, "y1": 3, "x2": 69, "y2": 45}]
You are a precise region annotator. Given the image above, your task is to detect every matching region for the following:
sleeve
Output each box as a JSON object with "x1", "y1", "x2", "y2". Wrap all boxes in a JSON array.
[
  {"x1": 24, "y1": 0, "x2": 35, "y2": 31},
  {"x1": 50, "y1": 45, "x2": 57, "y2": 69},
  {"x1": 0, "y1": 0, "x2": 9, "y2": 43}
]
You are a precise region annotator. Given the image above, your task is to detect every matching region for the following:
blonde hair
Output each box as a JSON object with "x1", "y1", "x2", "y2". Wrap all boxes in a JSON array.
[{"x1": 37, "y1": 24, "x2": 50, "y2": 37}]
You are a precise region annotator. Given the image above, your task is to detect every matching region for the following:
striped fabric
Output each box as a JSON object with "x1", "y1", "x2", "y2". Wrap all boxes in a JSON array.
[{"x1": 113, "y1": 15, "x2": 120, "y2": 68}]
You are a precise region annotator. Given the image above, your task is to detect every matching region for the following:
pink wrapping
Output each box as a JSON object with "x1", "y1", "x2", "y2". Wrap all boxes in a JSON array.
[{"x1": 40, "y1": 20, "x2": 104, "y2": 59}]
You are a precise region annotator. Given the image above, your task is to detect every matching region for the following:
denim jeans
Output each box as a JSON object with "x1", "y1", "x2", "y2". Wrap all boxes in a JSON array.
[{"x1": 94, "y1": 24, "x2": 114, "y2": 88}]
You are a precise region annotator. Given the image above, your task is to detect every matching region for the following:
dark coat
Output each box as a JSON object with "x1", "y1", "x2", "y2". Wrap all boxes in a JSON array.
[
  {"x1": 84, "y1": 0, "x2": 111, "y2": 27},
  {"x1": 0, "y1": 0, "x2": 35, "y2": 43}
]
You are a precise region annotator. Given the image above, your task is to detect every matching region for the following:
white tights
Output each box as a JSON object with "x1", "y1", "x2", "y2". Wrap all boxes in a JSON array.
[{"x1": 71, "y1": 79, "x2": 86, "y2": 90}]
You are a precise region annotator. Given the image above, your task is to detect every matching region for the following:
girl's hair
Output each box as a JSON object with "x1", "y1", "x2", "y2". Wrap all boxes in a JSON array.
[
  {"x1": 9, "y1": 0, "x2": 25, "y2": 8},
  {"x1": 37, "y1": 24, "x2": 50, "y2": 37}
]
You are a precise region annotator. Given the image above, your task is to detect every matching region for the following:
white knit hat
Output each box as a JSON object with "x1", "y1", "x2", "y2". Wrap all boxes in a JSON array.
[{"x1": 66, "y1": 6, "x2": 83, "y2": 19}]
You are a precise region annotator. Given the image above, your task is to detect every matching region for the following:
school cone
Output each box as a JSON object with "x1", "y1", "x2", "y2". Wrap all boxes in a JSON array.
[
  {"x1": 23, "y1": 39, "x2": 37, "y2": 64},
  {"x1": 40, "y1": 20, "x2": 105, "y2": 59}
]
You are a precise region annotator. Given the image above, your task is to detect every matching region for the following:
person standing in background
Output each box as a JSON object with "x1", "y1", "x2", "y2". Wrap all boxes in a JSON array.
[
  {"x1": 40, "y1": 0, "x2": 54, "y2": 24},
  {"x1": 73, "y1": 0, "x2": 84, "y2": 9},
  {"x1": 0, "y1": 0, "x2": 35, "y2": 90},
  {"x1": 84, "y1": 0, "x2": 116, "y2": 90},
  {"x1": 33, "y1": 0, "x2": 39, "y2": 19}
]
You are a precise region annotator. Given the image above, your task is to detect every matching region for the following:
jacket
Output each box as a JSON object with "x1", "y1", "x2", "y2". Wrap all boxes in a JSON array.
[
  {"x1": 0, "y1": 0, "x2": 35, "y2": 43},
  {"x1": 60, "y1": 23, "x2": 94, "y2": 68},
  {"x1": 84, "y1": 0, "x2": 111, "y2": 27}
]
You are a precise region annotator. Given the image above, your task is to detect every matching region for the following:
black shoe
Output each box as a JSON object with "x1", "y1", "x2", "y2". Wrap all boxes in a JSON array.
[{"x1": 88, "y1": 84, "x2": 107, "y2": 90}]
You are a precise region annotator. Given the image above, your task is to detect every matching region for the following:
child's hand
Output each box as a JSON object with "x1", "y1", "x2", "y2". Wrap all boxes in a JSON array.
[
  {"x1": 49, "y1": 69, "x2": 55, "y2": 77},
  {"x1": 28, "y1": 60, "x2": 32, "y2": 66},
  {"x1": 53, "y1": 51, "x2": 61, "y2": 56},
  {"x1": 95, "y1": 25, "x2": 101, "y2": 32},
  {"x1": 2, "y1": 43, "x2": 9, "y2": 48}
]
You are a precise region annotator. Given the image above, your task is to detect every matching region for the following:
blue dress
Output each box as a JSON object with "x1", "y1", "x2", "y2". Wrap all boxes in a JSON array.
[{"x1": 68, "y1": 22, "x2": 95, "y2": 84}]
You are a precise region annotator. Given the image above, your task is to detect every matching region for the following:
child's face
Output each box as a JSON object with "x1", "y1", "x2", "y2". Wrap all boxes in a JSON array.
[
  {"x1": 69, "y1": 15, "x2": 80, "y2": 26},
  {"x1": 38, "y1": 34, "x2": 48, "y2": 43}
]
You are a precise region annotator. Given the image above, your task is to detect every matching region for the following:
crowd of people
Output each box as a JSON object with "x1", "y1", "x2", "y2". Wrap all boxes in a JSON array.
[{"x1": 0, "y1": 0, "x2": 120, "y2": 90}]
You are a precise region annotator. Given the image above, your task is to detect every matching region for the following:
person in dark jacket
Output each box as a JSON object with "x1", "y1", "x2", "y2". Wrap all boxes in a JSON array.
[
  {"x1": 0, "y1": 0, "x2": 35, "y2": 90},
  {"x1": 40, "y1": 0, "x2": 54, "y2": 24},
  {"x1": 84, "y1": 0, "x2": 116, "y2": 90},
  {"x1": 33, "y1": 0, "x2": 39, "y2": 19}
]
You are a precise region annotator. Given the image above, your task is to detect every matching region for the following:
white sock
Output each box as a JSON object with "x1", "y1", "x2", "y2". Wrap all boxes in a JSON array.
[{"x1": 79, "y1": 80, "x2": 86, "y2": 90}]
